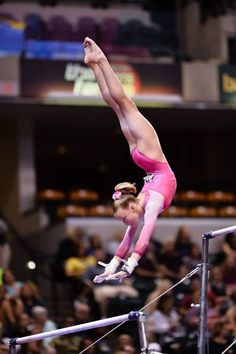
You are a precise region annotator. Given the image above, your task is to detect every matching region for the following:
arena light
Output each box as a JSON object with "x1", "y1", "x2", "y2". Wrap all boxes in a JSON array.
[{"x1": 26, "y1": 260, "x2": 36, "y2": 270}]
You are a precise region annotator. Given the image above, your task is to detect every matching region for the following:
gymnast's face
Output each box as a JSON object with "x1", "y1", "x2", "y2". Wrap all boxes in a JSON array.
[{"x1": 114, "y1": 203, "x2": 141, "y2": 226}]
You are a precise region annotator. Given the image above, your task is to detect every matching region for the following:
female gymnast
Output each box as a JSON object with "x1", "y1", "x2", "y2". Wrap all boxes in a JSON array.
[{"x1": 83, "y1": 37, "x2": 177, "y2": 282}]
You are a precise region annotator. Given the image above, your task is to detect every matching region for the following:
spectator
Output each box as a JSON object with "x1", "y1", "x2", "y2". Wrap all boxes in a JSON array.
[
  {"x1": 173, "y1": 263, "x2": 193, "y2": 307},
  {"x1": 79, "y1": 336, "x2": 101, "y2": 354},
  {"x1": 147, "y1": 342, "x2": 163, "y2": 354},
  {"x1": 0, "y1": 342, "x2": 8, "y2": 354},
  {"x1": 180, "y1": 276, "x2": 216, "y2": 311},
  {"x1": 73, "y1": 301, "x2": 93, "y2": 325},
  {"x1": 146, "y1": 294, "x2": 182, "y2": 351},
  {"x1": 64, "y1": 243, "x2": 96, "y2": 278},
  {"x1": 183, "y1": 243, "x2": 201, "y2": 270},
  {"x1": 64, "y1": 243, "x2": 96, "y2": 300},
  {"x1": 221, "y1": 232, "x2": 236, "y2": 259},
  {"x1": 51, "y1": 316, "x2": 81, "y2": 354},
  {"x1": 158, "y1": 240, "x2": 183, "y2": 280},
  {"x1": 73, "y1": 301, "x2": 96, "y2": 342},
  {"x1": 15, "y1": 312, "x2": 31, "y2": 337},
  {"x1": 209, "y1": 266, "x2": 228, "y2": 311},
  {"x1": 2, "y1": 269, "x2": 23, "y2": 298},
  {"x1": 31, "y1": 306, "x2": 57, "y2": 350},
  {"x1": 51, "y1": 227, "x2": 86, "y2": 281},
  {"x1": 174, "y1": 226, "x2": 195, "y2": 258},
  {"x1": 113, "y1": 334, "x2": 137, "y2": 354},
  {"x1": 213, "y1": 232, "x2": 236, "y2": 265},
  {"x1": 0, "y1": 220, "x2": 11, "y2": 270},
  {"x1": 221, "y1": 256, "x2": 236, "y2": 294},
  {"x1": 0, "y1": 284, "x2": 22, "y2": 336},
  {"x1": 208, "y1": 320, "x2": 234, "y2": 354},
  {"x1": 133, "y1": 242, "x2": 161, "y2": 302},
  {"x1": 144, "y1": 279, "x2": 173, "y2": 315},
  {"x1": 19, "y1": 326, "x2": 45, "y2": 354},
  {"x1": 180, "y1": 276, "x2": 219, "y2": 335},
  {"x1": 83, "y1": 249, "x2": 139, "y2": 318},
  {"x1": 225, "y1": 291, "x2": 236, "y2": 337},
  {"x1": 88, "y1": 233, "x2": 104, "y2": 254},
  {"x1": 106, "y1": 230, "x2": 124, "y2": 257},
  {"x1": 19, "y1": 281, "x2": 44, "y2": 316},
  {"x1": 94, "y1": 326, "x2": 113, "y2": 354}
]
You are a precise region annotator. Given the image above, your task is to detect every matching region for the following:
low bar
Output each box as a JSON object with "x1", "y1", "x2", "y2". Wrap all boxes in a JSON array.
[
  {"x1": 12, "y1": 311, "x2": 140, "y2": 345},
  {"x1": 203, "y1": 225, "x2": 236, "y2": 239}
]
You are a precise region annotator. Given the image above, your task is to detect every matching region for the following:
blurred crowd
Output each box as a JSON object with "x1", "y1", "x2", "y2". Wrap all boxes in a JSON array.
[{"x1": 0, "y1": 223, "x2": 236, "y2": 354}]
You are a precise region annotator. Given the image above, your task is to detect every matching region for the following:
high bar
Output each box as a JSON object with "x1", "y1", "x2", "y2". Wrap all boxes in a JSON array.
[
  {"x1": 203, "y1": 225, "x2": 236, "y2": 239},
  {"x1": 10, "y1": 311, "x2": 140, "y2": 345}
]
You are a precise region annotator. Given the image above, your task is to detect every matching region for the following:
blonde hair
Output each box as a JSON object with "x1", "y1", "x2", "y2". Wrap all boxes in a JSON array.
[
  {"x1": 114, "y1": 182, "x2": 137, "y2": 194},
  {"x1": 113, "y1": 182, "x2": 137, "y2": 212}
]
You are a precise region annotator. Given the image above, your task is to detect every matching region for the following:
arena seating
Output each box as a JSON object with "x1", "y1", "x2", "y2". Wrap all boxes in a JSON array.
[
  {"x1": 0, "y1": 11, "x2": 178, "y2": 59},
  {"x1": 38, "y1": 188, "x2": 236, "y2": 220}
]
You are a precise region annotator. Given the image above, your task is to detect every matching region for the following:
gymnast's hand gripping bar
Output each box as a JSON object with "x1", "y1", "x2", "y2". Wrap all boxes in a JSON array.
[{"x1": 203, "y1": 225, "x2": 236, "y2": 239}]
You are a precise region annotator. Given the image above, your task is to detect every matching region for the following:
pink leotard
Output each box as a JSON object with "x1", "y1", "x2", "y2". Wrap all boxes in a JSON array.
[
  {"x1": 115, "y1": 147, "x2": 177, "y2": 258},
  {"x1": 132, "y1": 147, "x2": 177, "y2": 210}
]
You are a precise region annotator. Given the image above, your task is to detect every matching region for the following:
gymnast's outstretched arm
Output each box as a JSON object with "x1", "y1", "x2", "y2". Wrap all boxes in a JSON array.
[{"x1": 106, "y1": 191, "x2": 164, "y2": 281}]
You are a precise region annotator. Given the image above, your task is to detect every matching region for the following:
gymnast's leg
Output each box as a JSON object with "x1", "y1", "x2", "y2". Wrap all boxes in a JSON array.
[
  {"x1": 83, "y1": 37, "x2": 166, "y2": 162},
  {"x1": 83, "y1": 39, "x2": 136, "y2": 150}
]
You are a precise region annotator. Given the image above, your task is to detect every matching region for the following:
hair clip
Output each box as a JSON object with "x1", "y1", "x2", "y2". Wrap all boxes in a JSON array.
[{"x1": 112, "y1": 191, "x2": 123, "y2": 200}]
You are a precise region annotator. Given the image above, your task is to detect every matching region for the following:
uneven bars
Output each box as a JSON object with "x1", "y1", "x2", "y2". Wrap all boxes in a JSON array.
[
  {"x1": 203, "y1": 225, "x2": 236, "y2": 239},
  {"x1": 10, "y1": 311, "x2": 140, "y2": 345}
]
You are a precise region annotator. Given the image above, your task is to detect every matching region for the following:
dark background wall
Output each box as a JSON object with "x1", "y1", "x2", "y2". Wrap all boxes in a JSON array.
[
  {"x1": 1, "y1": 102, "x2": 235, "y2": 201},
  {"x1": 34, "y1": 105, "x2": 236, "y2": 195}
]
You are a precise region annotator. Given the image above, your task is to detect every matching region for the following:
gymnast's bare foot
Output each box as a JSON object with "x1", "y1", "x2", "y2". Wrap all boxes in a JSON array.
[{"x1": 83, "y1": 37, "x2": 105, "y2": 65}]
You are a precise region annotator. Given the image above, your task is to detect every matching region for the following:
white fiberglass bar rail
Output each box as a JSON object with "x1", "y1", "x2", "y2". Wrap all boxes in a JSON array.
[
  {"x1": 12, "y1": 311, "x2": 140, "y2": 345},
  {"x1": 203, "y1": 225, "x2": 236, "y2": 239}
]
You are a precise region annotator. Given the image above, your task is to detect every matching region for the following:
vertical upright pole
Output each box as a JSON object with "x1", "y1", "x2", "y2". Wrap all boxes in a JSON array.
[
  {"x1": 197, "y1": 235, "x2": 209, "y2": 354},
  {"x1": 9, "y1": 339, "x2": 17, "y2": 354},
  {"x1": 138, "y1": 312, "x2": 148, "y2": 354},
  {"x1": 197, "y1": 226, "x2": 236, "y2": 354}
]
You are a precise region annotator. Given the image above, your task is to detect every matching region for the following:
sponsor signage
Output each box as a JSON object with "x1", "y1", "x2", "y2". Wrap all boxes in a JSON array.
[
  {"x1": 219, "y1": 64, "x2": 236, "y2": 104},
  {"x1": 20, "y1": 58, "x2": 182, "y2": 105}
]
